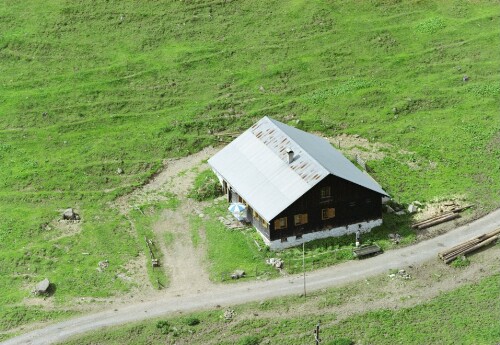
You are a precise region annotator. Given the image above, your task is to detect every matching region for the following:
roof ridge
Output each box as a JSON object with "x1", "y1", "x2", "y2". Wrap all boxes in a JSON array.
[{"x1": 264, "y1": 117, "x2": 329, "y2": 176}]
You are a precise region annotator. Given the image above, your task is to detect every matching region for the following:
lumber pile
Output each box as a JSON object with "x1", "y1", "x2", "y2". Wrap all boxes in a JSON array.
[
  {"x1": 411, "y1": 205, "x2": 473, "y2": 230},
  {"x1": 438, "y1": 228, "x2": 500, "y2": 263}
]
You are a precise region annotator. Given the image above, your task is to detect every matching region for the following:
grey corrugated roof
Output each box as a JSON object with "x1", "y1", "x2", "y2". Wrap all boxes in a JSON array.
[{"x1": 208, "y1": 116, "x2": 388, "y2": 222}]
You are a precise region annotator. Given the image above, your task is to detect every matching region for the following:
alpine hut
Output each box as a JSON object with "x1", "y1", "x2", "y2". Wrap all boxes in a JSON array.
[{"x1": 208, "y1": 116, "x2": 389, "y2": 250}]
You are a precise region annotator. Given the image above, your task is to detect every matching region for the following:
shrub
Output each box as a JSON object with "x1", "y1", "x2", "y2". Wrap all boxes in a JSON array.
[
  {"x1": 185, "y1": 316, "x2": 200, "y2": 326},
  {"x1": 188, "y1": 169, "x2": 222, "y2": 201},
  {"x1": 156, "y1": 320, "x2": 171, "y2": 334},
  {"x1": 451, "y1": 256, "x2": 470, "y2": 268}
]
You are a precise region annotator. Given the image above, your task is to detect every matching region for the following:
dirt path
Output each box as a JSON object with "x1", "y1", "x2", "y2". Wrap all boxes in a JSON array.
[
  {"x1": 3, "y1": 207, "x2": 500, "y2": 345},
  {"x1": 114, "y1": 146, "x2": 218, "y2": 294}
]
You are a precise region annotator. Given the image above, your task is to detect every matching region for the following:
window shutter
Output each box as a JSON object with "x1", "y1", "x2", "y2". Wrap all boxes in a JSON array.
[{"x1": 328, "y1": 208, "x2": 335, "y2": 218}]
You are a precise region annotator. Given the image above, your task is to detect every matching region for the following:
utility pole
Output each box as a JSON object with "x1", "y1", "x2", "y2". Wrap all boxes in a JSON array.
[
  {"x1": 303, "y1": 242, "x2": 306, "y2": 298},
  {"x1": 314, "y1": 321, "x2": 321, "y2": 344}
]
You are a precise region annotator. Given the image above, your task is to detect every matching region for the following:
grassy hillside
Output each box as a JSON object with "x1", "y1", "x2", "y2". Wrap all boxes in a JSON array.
[{"x1": 0, "y1": 0, "x2": 499, "y2": 335}]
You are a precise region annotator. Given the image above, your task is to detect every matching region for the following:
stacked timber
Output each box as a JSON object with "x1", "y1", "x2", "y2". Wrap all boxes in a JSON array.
[
  {"x1": 438, "y1": 228, "x2": 500, "y2": 263},
  {"x1": 411, "y1": 205, "x2": 473, "y2": 230}
]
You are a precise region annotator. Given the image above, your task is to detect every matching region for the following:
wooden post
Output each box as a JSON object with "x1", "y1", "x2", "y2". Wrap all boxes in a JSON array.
[
  {"x1": 314, "y1": 321, "x2": 321, "y2": 344},
  {"x1": 303, "y1": 242, "x2": 306, "y2": 298}
]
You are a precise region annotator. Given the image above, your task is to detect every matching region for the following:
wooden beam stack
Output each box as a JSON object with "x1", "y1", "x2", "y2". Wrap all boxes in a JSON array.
[
  {"x1": 438, "y1": 228, "x2": 500, "y2": 263},
  {"x1": 411, "y1": 205, "x2": 473, "y2": 230}
]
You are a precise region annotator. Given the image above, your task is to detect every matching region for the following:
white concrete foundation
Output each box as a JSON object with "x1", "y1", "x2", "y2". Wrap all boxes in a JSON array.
[{"x1": 257, "y1": 219, "x2": 383, "y2": 251}]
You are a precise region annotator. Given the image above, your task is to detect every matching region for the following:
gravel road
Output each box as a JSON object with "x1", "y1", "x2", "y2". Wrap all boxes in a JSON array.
[{"x1": 3, "y1": 208, "x2": 500, "y2": 345}]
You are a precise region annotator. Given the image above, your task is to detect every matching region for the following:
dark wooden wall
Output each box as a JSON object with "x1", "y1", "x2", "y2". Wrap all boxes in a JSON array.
[{"x1": 268, "y1": 174, "x2": 383, "y2": 241}]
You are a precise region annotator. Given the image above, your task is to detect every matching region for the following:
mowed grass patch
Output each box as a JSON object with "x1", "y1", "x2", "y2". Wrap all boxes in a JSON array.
[
  {"x1": 59, "y1": 273, "x2": 500, "y2": 345},
  {"x1": 201, "y1": 202, "x2": 277, "y2": 282}
]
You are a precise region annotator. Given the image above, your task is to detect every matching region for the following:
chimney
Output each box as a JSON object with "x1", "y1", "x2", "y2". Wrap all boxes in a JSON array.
[{"x1": 286, "y1": 148, "x2": 294, "y2": 164}]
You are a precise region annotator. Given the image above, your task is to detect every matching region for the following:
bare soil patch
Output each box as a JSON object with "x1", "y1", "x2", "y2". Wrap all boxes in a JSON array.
[{"x1": 113, "y1": 146, "x2": 219, "y2": 296}]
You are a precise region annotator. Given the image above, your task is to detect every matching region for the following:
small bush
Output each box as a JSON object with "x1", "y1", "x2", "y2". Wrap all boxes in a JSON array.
[
  {"x1": 185, "y1": 316, "x2": 200, "y2": 326},
  {"x1": 156, "y1": 320, "x2": 171, "y2": 334},
  {"x1": 188, "y1": 169, "x2": 222, "y2": 201},
  {"x1": 238, "y1": 335, "x2": 261, "y2": 345},
  {"x1": 451, "y1": 256, "x2": 470, "y2": 268}
]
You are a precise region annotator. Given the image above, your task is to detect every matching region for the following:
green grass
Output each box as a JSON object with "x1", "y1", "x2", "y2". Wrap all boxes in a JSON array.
[
  {"x1": 187, "y1": 169, "x2": 222, "y2": 201},
  {"x1": 201, "y1": 202, "x2": 278, "y2": 281},
  {"x1": 59, "y1": 273, "x2": 500, "y2": 345},
  {"x1": 0, "y1": 0, "x2": 499, "y2": 334}
]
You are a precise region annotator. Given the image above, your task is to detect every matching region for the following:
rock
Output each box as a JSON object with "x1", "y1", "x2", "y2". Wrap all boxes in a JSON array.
[
  {"x1": 97, "y1": 260, "x2": 109, "y2": 272},
  {"x1": 395, "y1": 210, "x2": 406, "y2": 216},
  {"x1": 34, "y1": 278, "x2": 50, "y2": 295},
  {"x1": 231, "y1": 270, "x2": 245, "y2": 279},
  {"x1": 116, "y1": 168, "x2": 124, "y2": 174},
  {"x1": 62, "y1": 208, "x2": 80, "y2": 221},
  {"x1": 223, "y1": 309, "x2": 235, "y2": 321},
  {"x1": 266, "y1": 258, "x2": 284, "y2": 269},
  {"x1": 388, "y1": 233, "x2": 401, "y2": 244},
  {"x1": 407, "y1": 204, "x2": 418, "y2": 214},
  {"x1": 385, "y1": 205, "x2": 395, "y2": 213}
]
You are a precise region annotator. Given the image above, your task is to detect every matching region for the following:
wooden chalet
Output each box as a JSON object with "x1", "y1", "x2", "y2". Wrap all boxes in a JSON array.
[{"x1": 208, "y1": 116, "x2": 389, "y2": 250}]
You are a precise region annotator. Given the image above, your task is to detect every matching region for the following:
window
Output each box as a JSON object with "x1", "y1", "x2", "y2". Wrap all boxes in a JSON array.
[
  {"x1": 321, "y1": 208, "x2": 335, "y2": 220},
  {"x1": 294, "y1": 213, "x2": 308, "y2": 226},
  {"x1": 253, "y1": 210, "x2": 269, "y2": 229},
  {"x1": 274, "y1": 217, "x2": 288, "y2": 230},
  {"x1": 321, "y1": 186, "x2": 331, "y2": 198}
]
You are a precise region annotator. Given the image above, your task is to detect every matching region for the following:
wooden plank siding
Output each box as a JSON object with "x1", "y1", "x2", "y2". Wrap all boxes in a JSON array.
[{"x1": 268, "y1": 174, "x2": 382, "y2": 241}]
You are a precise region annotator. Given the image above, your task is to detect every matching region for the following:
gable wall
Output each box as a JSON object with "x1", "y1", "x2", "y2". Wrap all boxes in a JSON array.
[{"x1": 268, "y1": 174, "x2": 382, "y2": 241}]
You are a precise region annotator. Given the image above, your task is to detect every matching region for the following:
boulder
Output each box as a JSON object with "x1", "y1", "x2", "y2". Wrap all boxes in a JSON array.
[
  {"x1": 407, "y1": 204, "x2": 418, "y2": 214},
  {"x1": 34, "y1": 278, "x2": 50, "y2": 295},
  {"x1": 63, "y1": 208, "x2": 80, "y2": 221},
  {"x1": 231, "y1": 270, "x2": 245, "y2": 279}
]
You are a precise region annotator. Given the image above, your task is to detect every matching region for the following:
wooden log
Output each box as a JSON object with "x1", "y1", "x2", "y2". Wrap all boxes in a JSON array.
[
  {"x1": 439, "y1": 229, "x2": 500, "y2": 259},
  {"x1": 412, "y1": 212, "x2": 454, "y2": 228},
  {"x1": 439, "y1": 235, "x2": 487, "y2": 257},
  {"x1": 440, "y1": 241, "x2": 481, "y2": 260},
  {"x1": 451, "y1": 205, "x2": 474, "y2": 213},
  {"x1": 417, "y1": 213, "x2": 460, "y2": 229},
  {"x1": 439, "y1": 228, "x2": 500, "y2": 263},
  {"x1": 444, "y1": 235, "x2": 499, "y2": 263}
]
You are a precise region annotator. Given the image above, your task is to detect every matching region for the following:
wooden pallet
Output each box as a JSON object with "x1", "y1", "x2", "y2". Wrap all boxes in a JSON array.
[{"x1": 353, "y1": 244, "x2": 382, "y2": 258}]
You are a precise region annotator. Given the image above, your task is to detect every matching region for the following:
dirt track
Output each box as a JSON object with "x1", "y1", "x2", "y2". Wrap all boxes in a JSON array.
[{"x1": 3, "y1": 207, "x2": 500, "y2": 345}]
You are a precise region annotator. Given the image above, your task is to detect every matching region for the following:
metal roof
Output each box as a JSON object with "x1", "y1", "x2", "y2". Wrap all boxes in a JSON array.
[{"x1": 208, "y1": 116, "x2": 388, "y2": 222}]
